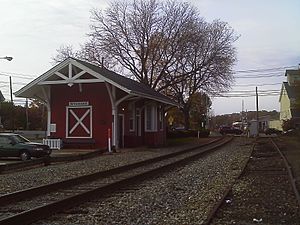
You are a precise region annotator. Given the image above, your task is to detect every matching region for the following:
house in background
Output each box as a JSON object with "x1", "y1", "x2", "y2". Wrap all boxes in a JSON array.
[
  {"x1": 279, "y1": 69, "x2": 300, "y2": 128},
  {"x1": 15, "y1": 58, "x2": 177, "y2": 149},
  {"x1": 0, "y1": 91, "x2": 4, "y2": 102}
]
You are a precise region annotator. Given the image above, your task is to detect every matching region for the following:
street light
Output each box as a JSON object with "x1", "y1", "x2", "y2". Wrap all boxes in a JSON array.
[{"x1": 0, "y1": 56, "x2": 13, "y2": 61}]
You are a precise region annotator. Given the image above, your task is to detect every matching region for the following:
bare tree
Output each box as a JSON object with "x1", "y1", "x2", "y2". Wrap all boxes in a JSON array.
[
  {"x1": 51, "y1": 45, "x2": 81, "y2": 65},
  {"x1": 89, "y1": 0, "x2": 199, "y2": 88},
  {"x1": 51, "y1": 42, "x2": 107, "y2": 66},
  {"x1": 166, "y1": 20, "x2": 238, "y2": 129},
  {"x1": 52, "y1": 0, "x2": 238, "y2": 129}
]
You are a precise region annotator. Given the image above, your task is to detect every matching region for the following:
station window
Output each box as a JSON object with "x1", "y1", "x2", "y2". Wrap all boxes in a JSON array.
[
  {"x1": 129, "y1": 103, "x2": 135, "y2": 131},
  {"x1": 158, "y1": 107, "x2": 164, "y2": 131},
  {"x1": 145, "y1": 104, "x2": 157, "y2": 132}
]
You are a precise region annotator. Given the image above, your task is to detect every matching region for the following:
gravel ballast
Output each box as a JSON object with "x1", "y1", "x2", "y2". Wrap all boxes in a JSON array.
[
  {"x1": 210, "y1": 138, "x2": 300, "y2": 225},
  {"x1": 0, "y1": 139, "x2": 215, "y2": 195},
  {"x1": 32, "y1": 137, "x2": 253, "y2": 225}
]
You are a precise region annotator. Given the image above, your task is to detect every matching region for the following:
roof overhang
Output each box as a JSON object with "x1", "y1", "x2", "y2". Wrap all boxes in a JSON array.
[
  {"x1": 14, "y1": 57, "x2": 177, "y2": 107},
  {"x1": 279, "y1": 83, "x2": 285, "y2": 102}
]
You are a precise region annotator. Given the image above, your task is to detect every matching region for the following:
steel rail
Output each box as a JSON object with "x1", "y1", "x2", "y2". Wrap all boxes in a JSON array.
[
  {"x1": 204, "y1": 137, "x2": 300, "y2": 225},
  {"x1": 0, "y1": 149, "x2": 106, "y2": 174},
  {"x1": 271, "y1": 138, "x2": 300, "y2": 208},
  {"x1": 0, "y1": 137, "x2": 221, "y2": 207},
  {"x1": 0, "y1": 137, "x2": 232, "y2": 225},
  {"x1": 203, "y1": 139, "x2": 256, "y2": 225}
]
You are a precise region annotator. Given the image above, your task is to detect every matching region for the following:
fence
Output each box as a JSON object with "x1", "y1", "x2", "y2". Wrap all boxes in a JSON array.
[{"x1": 43, "y1": 139, "x2": 62, "y2": 150}]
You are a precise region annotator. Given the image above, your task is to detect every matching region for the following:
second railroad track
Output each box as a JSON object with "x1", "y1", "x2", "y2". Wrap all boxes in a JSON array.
[{"x1": 0, "y1": 136, "x2": 232, "y2": 225}]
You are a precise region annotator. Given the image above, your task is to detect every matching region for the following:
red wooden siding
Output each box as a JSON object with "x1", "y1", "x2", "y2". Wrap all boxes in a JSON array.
[
  {"x1": 50, "y1": 83, "x2": 112, "y2": 148},
  {"x1": 49, "y1": 83, "x2": 167, "y2": 149}
]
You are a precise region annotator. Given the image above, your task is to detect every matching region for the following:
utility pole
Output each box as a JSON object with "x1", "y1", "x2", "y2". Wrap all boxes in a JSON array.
[
  {"x1": 241, "y1": 99, "x2": 244, "y2": 131},
  {"x1": 0, "y1": 56, "x2": 13, "y2": 130},
  {"x1": 25, "y1": 98, "x2": 29, "y2": 130},
  {"x1": 9, "y1": 76, "x2": 15, "y2": 132},
  {"x1": 205, "y1": 95, "x2": 209, "y2": 129},
  {"x1": 256, "y1": 87, "x2": 259, "y2": 137}
]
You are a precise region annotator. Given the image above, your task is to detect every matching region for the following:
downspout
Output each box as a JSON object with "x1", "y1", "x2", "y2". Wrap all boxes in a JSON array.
[
  {"x1": 112, "y1": 85, "x2": 118, "y2": 149},
  {"x1": 112, "y1": 106, "x2": 118, "y2": 150},
  {"x1": 46, "y1": 103, "x2": 51, "y2": 137}
]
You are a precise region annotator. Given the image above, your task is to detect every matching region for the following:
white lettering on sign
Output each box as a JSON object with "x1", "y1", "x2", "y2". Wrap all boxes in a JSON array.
[{"x1": 69, "y1": 101, "x2": 89, "y2": 107}]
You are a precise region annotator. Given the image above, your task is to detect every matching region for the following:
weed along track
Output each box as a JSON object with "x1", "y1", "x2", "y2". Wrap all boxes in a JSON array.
[{"x1": 0, "y1": 137, "x2": 231, "y2": 225}]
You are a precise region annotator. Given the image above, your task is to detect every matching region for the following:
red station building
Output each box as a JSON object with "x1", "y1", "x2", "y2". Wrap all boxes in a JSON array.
[{"x1": 15, "y1": 57, "x2": 177, "y2": 149}]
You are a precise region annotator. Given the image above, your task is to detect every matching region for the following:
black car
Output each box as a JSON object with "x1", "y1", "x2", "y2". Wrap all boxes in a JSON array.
[
  {"x1": 219, "y1": 126, "x2": 243, "y2": 135},
  {"x1": 0, "y1": 133, "x2": 52, "y2": 161}
]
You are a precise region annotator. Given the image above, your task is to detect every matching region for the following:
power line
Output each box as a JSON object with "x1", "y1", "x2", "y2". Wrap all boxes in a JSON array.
[
  {"x1": 234, "y1": 82, "x2": 282, "y2": 87},
  {"x1": 235, "y1": 71, "x2": 286, "y2": 76},
  {"x1": 227, "y1": 89, "x2": 280, "y2": 92},
  {"x1": 235, "y1": 74, "x2": 283, "y2": 79},
  {"x1": 219, "y1": 88, "x2": 281, "y2": 94},
  {"x1": 0, "y1": 72, "x2": 37, "y2": 80},
  {"x1": 0, "y1": 81, "x2": 29, "y2": 85},
  {"x1": 213, "y1": 87, "x2": 288, "y2": 98},
  {"x1": 0, "y1": 70, "x2": 37, "y2": 77},
  {"x1": 234, "y1": 65, "x2": 296, "y2": 73},
  {"x1": 215, "y1": 94, "x2": 281, "y2": 98}
]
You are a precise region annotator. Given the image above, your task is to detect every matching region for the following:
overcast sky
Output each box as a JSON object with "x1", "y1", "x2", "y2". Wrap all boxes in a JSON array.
[{"x1": 0, "y1": 0, "x2": 299, "y2": 115}]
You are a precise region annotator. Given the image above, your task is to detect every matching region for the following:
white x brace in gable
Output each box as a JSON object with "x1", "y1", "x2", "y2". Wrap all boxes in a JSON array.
[{"x1": 39, "y1": 61, "x2": 104, "y2": 86}]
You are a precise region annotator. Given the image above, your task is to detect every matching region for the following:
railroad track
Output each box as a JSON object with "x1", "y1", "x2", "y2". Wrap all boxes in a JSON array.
[
  {"x1": 0, "y1": 137, "x2": 232, "y2": 225},
  {"x1": 0, "y1": 149, "x2": 106, "y2": 174},
  {"x1": 205, "y1": 137, "x2": 300, "y2": 224}
]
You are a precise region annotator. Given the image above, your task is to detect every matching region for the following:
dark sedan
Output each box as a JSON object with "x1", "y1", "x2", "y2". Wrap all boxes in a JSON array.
[
  {"x1": 0, "y1": 133, "x2": 52, "y2": 161},
  {"x1": 219, "y1": 126, "x2": 243, "y2": 135}
]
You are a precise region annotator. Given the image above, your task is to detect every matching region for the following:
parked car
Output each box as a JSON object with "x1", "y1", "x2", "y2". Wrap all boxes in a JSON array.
[
  {"x1": 265, "y1": 128, "x2": 282, "y2": 135},
  {"x1": 219, "y1": 126, "x2": 243, "y2": 135},
  {"x1": 0, "y1": 133, "x2": 52, "y2": 161}
]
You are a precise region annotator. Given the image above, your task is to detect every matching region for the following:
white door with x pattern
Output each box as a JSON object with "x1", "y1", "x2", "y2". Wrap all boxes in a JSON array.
[{"x1": 66, "y1": 106, "x2": 92, "y2": 138}]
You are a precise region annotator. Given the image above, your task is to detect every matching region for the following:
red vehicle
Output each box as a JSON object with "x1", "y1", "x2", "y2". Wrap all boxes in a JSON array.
[{"x1": 219, "y1": 126, "x2": 243, "y2": 135}]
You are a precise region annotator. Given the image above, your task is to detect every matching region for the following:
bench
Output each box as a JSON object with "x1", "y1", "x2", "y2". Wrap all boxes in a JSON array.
[{"x1": 62, "y1": 138, "x2": 96, "y2": 149}]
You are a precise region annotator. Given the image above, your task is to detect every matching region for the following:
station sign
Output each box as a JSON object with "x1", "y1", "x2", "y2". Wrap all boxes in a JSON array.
[{"x1": 69, "y1": 101, "x2": 89, "y2": 107}]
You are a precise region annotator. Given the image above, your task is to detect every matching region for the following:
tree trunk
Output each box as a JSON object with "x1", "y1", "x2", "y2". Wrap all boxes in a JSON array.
[{"x1": 182, "y1": 107, "x2": 190, "y2": 130}]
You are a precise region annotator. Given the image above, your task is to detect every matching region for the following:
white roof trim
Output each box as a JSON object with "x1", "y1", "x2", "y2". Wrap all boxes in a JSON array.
[
  {"x1": 14, "y1": 58, "x2": 72, "y2": 96},
  {"x1": 279, "y1": 83, "x2": 284, "y2": 102},
  {"x1": 15, "y1": 57, "x2": 176, "y2": 106},
  {"x1": 70, "y1": 59, "x2": 131, "y2": 94}
]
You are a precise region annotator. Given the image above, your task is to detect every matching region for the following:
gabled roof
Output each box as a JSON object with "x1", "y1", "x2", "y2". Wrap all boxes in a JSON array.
[
  {"x1": 15, "y1": 57, "x2": 177, "y2": 106},
  {"x1": 285, "y1": 69, "x2": 300, "y2": 76},
  {"x1": 279, "y1": 82, "x2": 297, "y2": 102},
  {"x1": 283, "y1": 82, "x2": 296, "y2": 99},
  {"x1": 0, "y1": 91, "x2": 4, "y2": 102},
  {"x1": 75, "y1": 58, "x2": 176, "y2": 106}
]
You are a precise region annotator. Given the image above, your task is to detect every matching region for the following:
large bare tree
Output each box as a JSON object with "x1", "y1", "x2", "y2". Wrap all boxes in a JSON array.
[
  {"x1": 166, "y1": 20, "x2": 238, "y2": 129},
  {"x1": 89, "y1": 0, "x2": 200, "y2": 89},
  {"x1": 53, "y1": 0, "x2": 238, "y2": 129}
]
